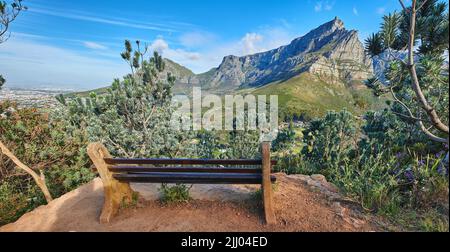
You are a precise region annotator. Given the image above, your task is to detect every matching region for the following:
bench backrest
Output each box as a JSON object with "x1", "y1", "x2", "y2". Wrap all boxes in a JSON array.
[{"x1": 104, "y1": 157, "x2": 277, "y2": 184}]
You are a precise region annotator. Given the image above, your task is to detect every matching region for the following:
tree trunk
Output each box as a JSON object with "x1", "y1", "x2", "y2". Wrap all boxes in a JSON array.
[
  {"x1": 0, "y1": 140, "x2": 53, "y2": 203},
  {"x1": 406, "y1": 0, "x2": 449, "y2": 137}
]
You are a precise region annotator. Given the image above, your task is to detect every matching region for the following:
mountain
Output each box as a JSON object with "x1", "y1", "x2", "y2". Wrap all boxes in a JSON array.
[
  {"x1": 171, "y1": 17, "x2": 373, "y2": 93},
  {"x1": 71, "y1": 18, "x2": 384, "y2": 118}
]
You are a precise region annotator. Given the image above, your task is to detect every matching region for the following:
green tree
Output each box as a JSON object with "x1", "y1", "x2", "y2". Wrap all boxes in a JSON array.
[
  {"x1": 381, "y1": 12, "x2": 402, "y2": 50},
  {"x1": 59, "y1": 40, "x2": 196, "y2": 159},
  {"x1": 365, "y1": 33, "x2": 384, "y2": 57},
  {"x1": 365, "y1": 0, "x2": 449, "y2": 145}
]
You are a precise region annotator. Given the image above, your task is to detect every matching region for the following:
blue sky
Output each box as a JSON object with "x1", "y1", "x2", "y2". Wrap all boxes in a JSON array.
[{"x1": 0, "y1": 0, "x2": 406, "y2": 91}]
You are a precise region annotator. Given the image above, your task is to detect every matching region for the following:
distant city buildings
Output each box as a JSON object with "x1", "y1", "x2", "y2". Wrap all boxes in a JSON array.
[{"x1": 0, "y1": 88, "x2": 69, "y2": 108}]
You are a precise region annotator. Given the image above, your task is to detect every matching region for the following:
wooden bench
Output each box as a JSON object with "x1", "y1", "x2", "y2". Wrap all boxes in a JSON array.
[{"x1": 87, "y1": 142, "x2": 277, "y2": 225}]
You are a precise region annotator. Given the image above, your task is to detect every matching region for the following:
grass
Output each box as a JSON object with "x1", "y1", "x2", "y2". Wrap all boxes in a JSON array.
[
  {"x1": 120, "y1": 191, "x2": 140, "y2": 209},
  {"x1": 244, "y1": 73, "x2": 387, "y2": 119},
  {"x1": 383, "y1": 208, "x2": 449, "y2": 232},
  {"x1": 64, "y1": 86, "x2": 109, "y2": 98},
  {"x1": 159, "y1": 184, "x2": 192, "y2": 204}
]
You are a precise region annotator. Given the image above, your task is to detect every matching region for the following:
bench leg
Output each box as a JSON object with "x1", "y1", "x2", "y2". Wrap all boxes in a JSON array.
[
  {"x1": 87, "y1": 142, "x2": 134, "y2": 224},
  {"x1": 261, "y1": 142, "x2": 276, "y2": 225}
]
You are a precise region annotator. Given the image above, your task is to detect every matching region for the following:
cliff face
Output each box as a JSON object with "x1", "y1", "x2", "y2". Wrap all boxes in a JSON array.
[{"x1": 170, "y1": 17, "x2": 373, "y2": 92}]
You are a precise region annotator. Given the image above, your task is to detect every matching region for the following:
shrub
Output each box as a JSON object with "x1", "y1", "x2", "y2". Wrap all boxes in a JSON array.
[
  {"x1": 0, "y1": 181, "x2": 29, "y2": 225},
  {"x1": 302, "y1": 110, "x2": 359, "y2": 174},
  {"x1": 159, "y1": 184, "x2": 192, "y2": 203},
  {"x1": 331, "y1": 153, "x2": 403, "y2": 213},
  {"x1": 0, "y1": 101, "x2": 94, "y2": 225},
  {"x1": 403, "y1": 154, "x2": 449, "y2": 209}
]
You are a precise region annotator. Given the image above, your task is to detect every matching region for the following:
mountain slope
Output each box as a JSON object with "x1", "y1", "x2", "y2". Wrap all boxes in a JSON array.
[
  {"x1": 175, "y1": 17, "x2": 373, "y2": 92},
  {"x1": 241, "y1": 73, "x2": 385, "y2": 119}
]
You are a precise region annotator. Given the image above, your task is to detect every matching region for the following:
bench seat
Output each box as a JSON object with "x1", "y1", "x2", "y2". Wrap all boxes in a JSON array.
[{"x1": 113, "y1": 172, "x2": 277, "y2": 184}]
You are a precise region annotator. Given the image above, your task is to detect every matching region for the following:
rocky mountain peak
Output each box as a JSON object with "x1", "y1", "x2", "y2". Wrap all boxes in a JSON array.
[
  {"x1": 316, "y1": 16, "x2": 345, "y2": 34},
  {"x1": 331, "y1": 16, "x2": 345, "y2": 30}
]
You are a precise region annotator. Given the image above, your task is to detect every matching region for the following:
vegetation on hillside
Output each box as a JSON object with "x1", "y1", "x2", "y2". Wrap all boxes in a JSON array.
[{"x1": 248, "y1": 73, "x2": 387, "y2": 120}]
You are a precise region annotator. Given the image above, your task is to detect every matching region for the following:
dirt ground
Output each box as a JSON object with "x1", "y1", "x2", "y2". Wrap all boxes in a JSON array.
[{"x1": 0, "y1": 173, "x2": 382, "y2": 232}]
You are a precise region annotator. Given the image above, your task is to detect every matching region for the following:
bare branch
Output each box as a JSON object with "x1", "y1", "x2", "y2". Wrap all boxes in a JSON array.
[
  {"x1": 392, "y1": 111, "x2": 429, "y2": 122},
  {"x1": 0, "y1": 0, "x2": 27, "y2": 43},
  {"x1": 417, "y1": 118, "x2": 448, "y2": 143},
  {"x1": 390, "y1": 86, "x2": 448, "y2": 143},
  {"x1": 0, "y1": 140, "x2": 53, "y2": 203}
]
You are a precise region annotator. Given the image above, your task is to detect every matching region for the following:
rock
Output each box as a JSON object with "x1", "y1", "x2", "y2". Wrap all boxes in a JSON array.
[
  {"x1": 307, "y1": 179, "x2": 322, "y2": 188},
  {"x1": 311, "y1": 174, "x2": 327, "y2": 184},
  {"x1": 322, "y1": 183, "x2": 339, "y2": 194}
]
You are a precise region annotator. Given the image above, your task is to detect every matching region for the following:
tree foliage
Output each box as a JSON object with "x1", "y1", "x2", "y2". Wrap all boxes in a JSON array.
[
  {"x1": 365, "y1": 33, "x2": 384, "y2": 57},
  {"x1": 58, "y1": 40, "x2": 196, "y2": 159},
  {"x1": 365, "y1": 0, "x2": 449, "y2": 144},
  {"x1": 366, "y1": 0, "x2": 449, "y2": 57},
  {"x1": 303, "y1": 110, "x2": 358, "y2": 171}
]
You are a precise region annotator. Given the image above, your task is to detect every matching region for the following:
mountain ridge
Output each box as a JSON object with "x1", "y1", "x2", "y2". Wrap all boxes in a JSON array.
[{"x1": 168, "y1": 17, "x2": 373, "y2": 93}]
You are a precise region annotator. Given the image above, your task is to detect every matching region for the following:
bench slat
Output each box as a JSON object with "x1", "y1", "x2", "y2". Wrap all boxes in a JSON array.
[
  {"x1": 109, "y1": 166, "x2": 262, "y2": 174},
  {"x1": 113, "y1": 172, "x2": 277, "y2": 184},
  {"x1": 104, "y1": 158, "x2": 277, "y2": 166}
]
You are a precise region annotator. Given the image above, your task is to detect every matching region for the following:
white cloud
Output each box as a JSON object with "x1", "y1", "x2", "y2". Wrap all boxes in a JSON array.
[
  {"x1": 324, "y1": 2, "x2": 333, "y2": 11},
  {"x1": 149, "y1": 38, "x2": 203, "y2": 66},
  {"x1": 150, "y1": 38, "x2": 169, "y2": 54},
  {"x1": 83, "y1": 41, "x2": 108, "y2": 50},
  {"x1": 314, "y1": 1, "x2": 334, "y2": 12},
  {"x1": 241, "y1": 33, "x2": 264, "y2": 55},
  {"x1": 353, "y1": 7, "x2": 359, "y2": 16},
  {"x1": 314, "y1": 2, "x2": 323, "y2": 12},
  {"x1": 1, "y1": 22, "x2": 300, "y2": 89},
  {"x1": 176, "y1": 25, "x2": 296, "y2": 73},
  {"x1": 376, "y1": 7, "x2": 386, "y2": 15},
  {"x1": 29, "y1": 7, "x2": 177, "y2": 32}
]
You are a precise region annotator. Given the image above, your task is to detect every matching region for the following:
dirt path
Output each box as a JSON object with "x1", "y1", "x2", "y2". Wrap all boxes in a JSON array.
[{"x1": 0, "y1": 173, "x2": 381, "y2": 232}]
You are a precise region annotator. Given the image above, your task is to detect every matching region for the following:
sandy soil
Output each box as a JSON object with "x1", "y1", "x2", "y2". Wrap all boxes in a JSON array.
[{"x1": 0, "y1": 173, "x2": 381, "y2": 232}]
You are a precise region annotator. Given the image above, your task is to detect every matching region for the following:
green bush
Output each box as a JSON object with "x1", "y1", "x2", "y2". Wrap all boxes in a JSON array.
[
  {"x1": 302, "y1": 110, "x2": 359, "y2": 174},
  {"x1": 332, "y1": 153, "x2": 403, "y2": 213},
  {"x1": 0, "y1": 181, "x2": 30, "y2": 225},
  {"x1": 159, "y1": 184, "x2": 192, "y2": 203},
  {"x1": 0, "y1": 101, "x2": 94, "y2": 225}
]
